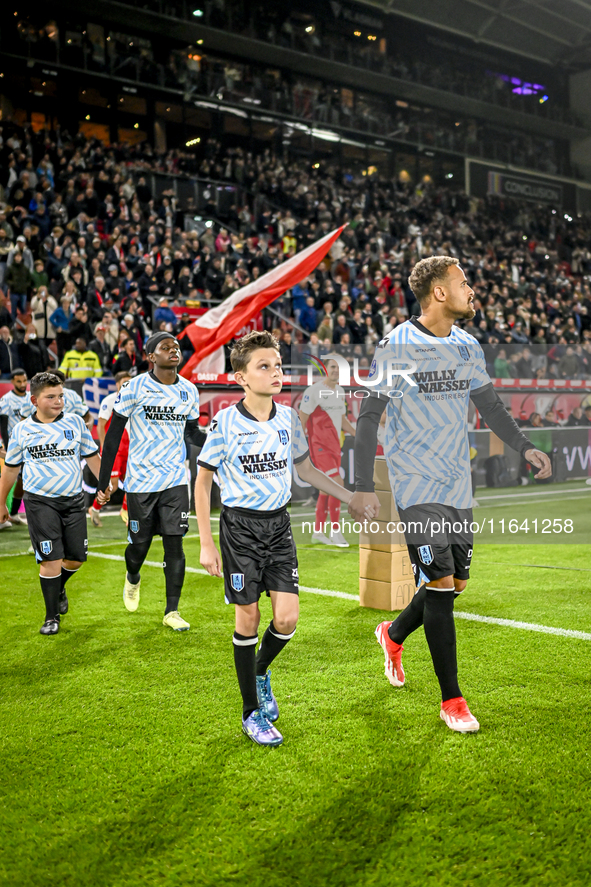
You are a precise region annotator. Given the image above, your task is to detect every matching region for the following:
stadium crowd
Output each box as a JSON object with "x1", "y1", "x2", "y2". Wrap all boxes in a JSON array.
[{"x1": 1, "y1": 117, "x2": 591, "y2": 401}]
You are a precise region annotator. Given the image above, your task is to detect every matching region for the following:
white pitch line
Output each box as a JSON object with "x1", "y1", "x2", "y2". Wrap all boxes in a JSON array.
[
  {"x1": 86, "y1": 552, "x2": 591, "y2": 641},
  {"x1": 476, "y1": 487, "x2": 590, "y2": 502}
]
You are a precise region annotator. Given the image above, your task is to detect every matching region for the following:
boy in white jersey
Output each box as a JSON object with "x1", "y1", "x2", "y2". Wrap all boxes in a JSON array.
[
  {"x1": 0, "y1": 368, "x2": 29, "y2": 526},
  {"x1": 0, "y1": 373, "x2": 101, "y2": 635},
  {"x1": 96, "y1": 333, "x2": 205, "y2": 631},
  {"x1": 299, "y1": 357, "x2": 356, "y2": 547},
  {"x1": 195, "y1": 331, "x2": 375, "y2": 747},
  {"x1": 350, "y1": 257, "x2": 551, "y2": 733},
  {"x1": 20, "y1": 370, "x2": 93, "y2": 429}
]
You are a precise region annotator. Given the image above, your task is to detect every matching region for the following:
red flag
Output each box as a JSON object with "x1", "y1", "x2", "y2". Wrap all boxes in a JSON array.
[{"x1": 179, "y1": 225, "x2": 345, "y2": 378}]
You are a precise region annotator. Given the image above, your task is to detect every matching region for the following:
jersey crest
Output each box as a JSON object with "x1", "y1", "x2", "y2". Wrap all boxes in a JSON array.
[
  {"x1": 64, "y1": 429, "x2": 74, "y2": 441},
  {"x1": 277, "y1": 429, "x2": 289, "y2": 445},
  {"x1": 418, "y1": 545, "x2": 433, "y2": 565},
  {"x1": 457, "y1": 345, "x2": 470, "y2": 361},
  {"x1": 231, "y1": 572, "x2": 245, "y2": 592}
]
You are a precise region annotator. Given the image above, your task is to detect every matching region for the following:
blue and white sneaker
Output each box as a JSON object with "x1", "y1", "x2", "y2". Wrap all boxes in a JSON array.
[
  {"x1": 242, "y1": 709, "x2": 283, "y2": 747},
  {"x1": 256, "y1": 669, "x2": 279, "y2": 722}
]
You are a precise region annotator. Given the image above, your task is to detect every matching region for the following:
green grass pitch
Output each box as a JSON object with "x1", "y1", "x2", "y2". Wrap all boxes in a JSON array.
[{"x1": 1, "y1": 484, "x2": 591, "y2": 886}]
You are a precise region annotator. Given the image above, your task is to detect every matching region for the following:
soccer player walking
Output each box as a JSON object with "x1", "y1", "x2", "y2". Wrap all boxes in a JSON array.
[
  {"x1": 96, "y1": 333, "x2": 205, "y2": 631},
  {"x1": 0, "y1": 372, "x2": 101, "y2": 635},
  {"x1": 349, "y1": 257, "x2": 551, "y2": 733},
  {"x1": 195, "y1": 331, "x2": 374, "y2": 747},
  {"x1": 299, "y1": 357, "x2": 356, "y2": 547}
]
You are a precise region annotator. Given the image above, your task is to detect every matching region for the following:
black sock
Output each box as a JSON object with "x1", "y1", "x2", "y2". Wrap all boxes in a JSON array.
[
  {"x1": 10, "y1": 497, "x2": 22, "y2": 516},
  {"x1": 233, "y1": 632, "x2": 259, "y2": 719},
  {"x1": 163, "y1": 535, "x2": 185, "y2": 614},
  {"x1": 423, "y1": 588, "x2": 461, "y2": 702},
  {"x1": 125, "y1": 538, "x2": 151, "y2": 585},
  {"x1": 60, "y1": 567, "x2": 78, "y2": 595},
  {"x1": 388, "y1": 584, "x2": 427, "y2": 644},
  {"x1": 40, "y1": 575, "x2": 61, "y2": 621},
  {"x1": 256, "y1": 620, "x2": 296, "y2": 676}
]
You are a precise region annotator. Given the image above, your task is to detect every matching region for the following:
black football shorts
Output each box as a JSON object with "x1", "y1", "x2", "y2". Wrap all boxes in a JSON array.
[
  {"x1": 398, "y1": 502, "x2": 474, "y2": 583},
  {"x1": 219, "y1": 505, "x2": 299, "y2": 605},
  {"x1": 24, "y1": 491, "x2": 88, "y2": 563},
  {"x1": 126, "y1": 484, "x2": 190, "y2": 546}
]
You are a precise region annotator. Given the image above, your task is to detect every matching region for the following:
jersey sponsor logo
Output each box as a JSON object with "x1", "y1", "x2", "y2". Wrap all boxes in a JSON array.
[
  {"x1": 180, "y1": 390, "x2": 188, "y2": 402},
  {"x1": 130, "y1": 520, "x2": 139, "y2": 533},
  {"x1": 40, "y1": 540, "x2": 53, "y2": 555},
  {"x1": 142, "y1": 405, "x2": 184, "y2": 422},
  {"x1": 418, "y1": 545, "x2": 433, "y2": 565},
  {"x1": 458, "y1": 345, "x2": 470, "y2": 361},
  {"x1": 237, "y1": 452, "x2": 288, "y2": 475},
  {"x1": 238, "y1": 430, "x2": 258, "y2": 436},
  {"x1": 415, "y1": 347, "x2": 436, "y2": 353},
  {"x1": 277, "y1": 429, "x2": 289, "y2": 445},
  {"x1": 231, "y1": 572, "x2": 245, "y2": 592},
  {"x1": 64, "y1": 429, "x2": 74, "y2": 441},
  {"x1": 27, "y1": 442, "x2": 76, "y2": 459},
  {"x1": 412, "y1": 369, "x2": 471, "y2": 394}
]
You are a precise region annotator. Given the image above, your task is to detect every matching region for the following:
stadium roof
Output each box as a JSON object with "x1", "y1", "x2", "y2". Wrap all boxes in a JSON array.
[{"x1": 358, "y1": 0, "x2": 591, "y2": 67}]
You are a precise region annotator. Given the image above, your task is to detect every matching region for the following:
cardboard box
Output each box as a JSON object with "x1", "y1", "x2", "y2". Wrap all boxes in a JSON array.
[
  {"x1": 359, "y1": 577, "x2": 392, "y2": 611},
  {"x1": 360, "y1": 547, "x2": 392, "y2": 583},
  {"x1": 359, "y1": 576, "x2": 416, "y2": 611},
  {"x1": 359, "y1": 519, "x2": 406, "y2": 550},
  {"x1": 373, "y1": 457, "x2": 390, "y2": 492},
  {"x1": 375, "y1": 489, "x2": 399, "y2": 523}
]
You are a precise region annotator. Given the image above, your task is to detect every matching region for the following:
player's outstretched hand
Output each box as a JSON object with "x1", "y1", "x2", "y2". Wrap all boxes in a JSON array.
[
  {"x1": 524, "y1": 448, "x2": 552, "y2": 480},
  {"x1": 348, "y1": 491, "x2": 381, "y2": 522},
  {"x1": 200, "y1": 543, "x2": 223, "y2": 578}
]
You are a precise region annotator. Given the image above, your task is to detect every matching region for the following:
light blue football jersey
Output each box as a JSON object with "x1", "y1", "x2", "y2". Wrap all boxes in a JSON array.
[
  {"x1": 198, "y1": 400, "x2": 309, "y2": 511},
  {"x1": 5, "y1": 412, "x2": 98, "y2": 497},
  {"x1": 20, "y1": 387, "x2": 89, "y2": 420},
  {"x1": 0, "y1": 390, "x2": 29, "y2": 436},
  {"x1": 113, "y1": 372, "x2": 200, "y2": 493},
  {"x1": 367, "y1": 318, "x2": 490, "y2": 509}
]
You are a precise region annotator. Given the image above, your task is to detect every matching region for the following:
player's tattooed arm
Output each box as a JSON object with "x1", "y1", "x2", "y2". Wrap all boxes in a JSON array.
[
  {"x1": 184, "y1": 419, "x2": 207, "y2": 451},
  {"x1": 96, "y1": 411, "x2": 128, "y2": 498},
  {"x1": 194, "y1": 465, "x2": 223, "y2": 578},
  {"x1": 471, "y1": 384, "x2": 552, "y2": 479},
  {"x1": 348, "y1": 393, "x2": 387, "y2": 521}
]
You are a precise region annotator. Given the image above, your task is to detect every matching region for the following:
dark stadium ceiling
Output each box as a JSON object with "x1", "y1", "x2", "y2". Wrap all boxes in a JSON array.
[{"x1": 356, "y1": 0, "x2": 591, "y2": 66}]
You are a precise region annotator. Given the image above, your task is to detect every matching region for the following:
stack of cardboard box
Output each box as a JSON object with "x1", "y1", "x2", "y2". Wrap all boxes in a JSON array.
[{"x1": 359, "y1": 456, "x2": 416, "y2": 611}]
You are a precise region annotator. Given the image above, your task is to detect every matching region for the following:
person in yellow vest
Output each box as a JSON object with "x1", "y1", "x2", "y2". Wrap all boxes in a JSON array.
[{"x1": 59, "y1": 337, "x2": 102, "y2": 379}]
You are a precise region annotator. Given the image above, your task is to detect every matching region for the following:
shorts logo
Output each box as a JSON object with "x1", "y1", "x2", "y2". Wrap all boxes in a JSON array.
[
  {"x1": 84, "y1": 538, "x2": 88, "y2": 550},
  {"x1": 231, "y1": 573, "x2": 245, "y2": 592},
  {"x1": 277, "y1": 429, "x2": 289, "y2": 445},
  {"x1": 40, "y1": 540, "x2": 52, "y2": 555},
  {"x1": 130, "y1": 520, "x2": 139, "y2": 533},
  {"x1": 64, "y1": 429, "x2": 74, "y2": 441},
  {"x1": 180, "y1": 390, "x2": 188, "y2": 402},
  {"x1": 292, "y1": 567, "x2": 299, "y2": 579},
  {"x1": 458, "y1": 345, "x2": 470, "y2": 361},
  {"x1": 467, "y1": 548, "x2": 473, "y2": 559},
  {"x1": 418, "y1": 545, "x2": 433, "y2": 565}
]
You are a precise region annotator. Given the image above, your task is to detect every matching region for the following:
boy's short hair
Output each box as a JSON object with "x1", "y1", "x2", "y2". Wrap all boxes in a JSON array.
[
  {"x1": 230, "y1": 331, "x2": 280, "y2": 374},
  {"x1": 52, "y1": 369, "x2": 66, "y2": 382},
  {"x1": 115, "y1": 371, "x2": 132, "y2": 384},
  {"x1": 30, "y1": 372, "x2": 61, "y2": 398},
  {"x1": 408, "y1": 256, "x2": 460, "y2": 305}
]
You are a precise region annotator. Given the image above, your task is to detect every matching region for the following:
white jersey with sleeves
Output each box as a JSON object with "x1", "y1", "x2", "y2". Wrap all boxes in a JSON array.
[
  {"x1": 0, "y1": 390, "x2": 29, "y2": 437},
  {"x1": 5, "y1": 412, "x2": 98, "y2": 497},
  {"x1": 299, "y1": 381, "x2": 347, "y2": 434},
  {"x1": 98, "y1": 390, "x2": 119, "y2": 424},
  {"x1": 20, "y1": 387, "x2": 89, "y2": 420},
  {"x1": 113, "y1": 371, "x2": 199, "y2": 493},
  {"x1": 367, "y1": 318, "x2": 491, "y2": 510},
  {"x1": 198, "y1": 400, "x2": 309, "y2": 511}
]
